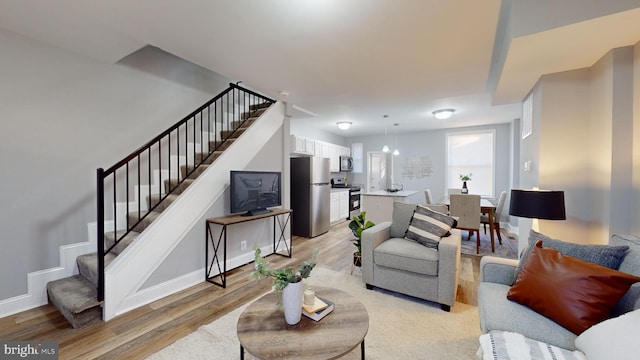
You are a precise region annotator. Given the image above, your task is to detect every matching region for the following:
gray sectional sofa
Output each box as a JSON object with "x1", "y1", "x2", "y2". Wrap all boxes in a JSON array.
[{"x1": 478, "y1": 232, "x2": 640, "y2": 351}]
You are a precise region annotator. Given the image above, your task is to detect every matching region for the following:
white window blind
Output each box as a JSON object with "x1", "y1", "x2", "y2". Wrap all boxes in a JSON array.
[{"x1": 446, "y1": 131, "x2": 495, "y2": 197}]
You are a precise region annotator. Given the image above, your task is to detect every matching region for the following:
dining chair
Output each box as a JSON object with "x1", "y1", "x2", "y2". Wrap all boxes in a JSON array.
[
  {"x1": 448, "y1": 188, "x2": 462, "y2": 195},
  {"x1": 424, "y1": 204, "x2": 448, "y2": 214},
  {"x1": 481, "y1": 191, "x2": 507, "y2": 245},
  {"x1": 449, "y1": 194, "x2": 482, "y2": 254},
  {"x1": 424, "y1": 189, "x2": 433, "y2": 204}
]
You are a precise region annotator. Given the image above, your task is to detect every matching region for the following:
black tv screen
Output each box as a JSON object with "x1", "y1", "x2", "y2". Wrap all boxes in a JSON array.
[{"x1": 230, "y1": 170, "x2": 282, "y2": 216}]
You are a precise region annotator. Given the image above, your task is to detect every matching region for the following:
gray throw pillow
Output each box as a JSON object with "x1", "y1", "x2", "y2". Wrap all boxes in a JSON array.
[
  {"x1": 515, "y1": 229, "x2": 630, "y2": 277},
  {"x1": 404, "y1": 205, "x2": 457, "y2": 249}
]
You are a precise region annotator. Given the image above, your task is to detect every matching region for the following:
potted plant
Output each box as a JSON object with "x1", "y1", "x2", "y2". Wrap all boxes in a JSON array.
[
  {"x1": 252, "y1": 246, "x2": 318, "y2": 324},
  {"x1": 348, "y1": 212, "x2": 375, "y2": 269},
  {"x1": 459, "y1": 173, "x2": 472, "y2": 194}
]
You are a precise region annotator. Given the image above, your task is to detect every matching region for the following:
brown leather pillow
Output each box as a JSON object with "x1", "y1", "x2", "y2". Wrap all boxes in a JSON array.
[{"x1": 507, "y1": 240, "x2": 640, "y2": 334}]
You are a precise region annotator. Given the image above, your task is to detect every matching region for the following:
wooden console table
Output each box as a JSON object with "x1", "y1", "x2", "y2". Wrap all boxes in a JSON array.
[{"x1": 205, "y1": 208, "x2": 292, "y2": 288}]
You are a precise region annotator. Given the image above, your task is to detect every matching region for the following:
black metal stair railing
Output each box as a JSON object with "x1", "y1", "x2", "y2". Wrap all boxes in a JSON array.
[{"x1": 96, "y1": 83, "x2": 274, "y2": 301}]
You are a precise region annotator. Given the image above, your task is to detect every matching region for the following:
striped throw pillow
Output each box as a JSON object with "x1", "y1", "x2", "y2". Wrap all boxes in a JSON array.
[{"x1": 404, "y1": 205, "x2": 457, "y2": 249}]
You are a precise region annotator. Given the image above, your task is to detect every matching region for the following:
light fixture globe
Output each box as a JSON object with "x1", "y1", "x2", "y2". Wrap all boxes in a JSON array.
[
  {"x1": 336, "y1": 121, "x2": 352, "y2": 130},
  {"x1": 432, "y1": 109, "x2": 455, "y2": 120}
]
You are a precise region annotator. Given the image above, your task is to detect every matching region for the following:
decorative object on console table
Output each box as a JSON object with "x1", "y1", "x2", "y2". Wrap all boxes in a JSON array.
[
  {"x1": 252, "y1": 246, "x2": 319, "y2": 325},
  {"x1": 302, "y1": 296, "x2": 335, "y2": 322},
  {"x1": 349, "y1": 211, "x2": 375, "y2": 274},
  {"x1": 459, "y1": 173, "x2": 472, "y2": 194}
]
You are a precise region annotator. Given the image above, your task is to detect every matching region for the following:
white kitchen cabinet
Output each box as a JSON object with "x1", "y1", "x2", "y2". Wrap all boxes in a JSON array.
[
  {"x1": 339, "y1": 190, "x2": 350, "y2": 220},
  {"x1": 304, "y1": 138, "x2": 315, "y2": 154},
  {"x1": 339, "y1": 146, "x2": 351, "y2": 157},
  {"x1": 291, "y1": 135, "x2": 315, "y2": 155},
  {"x1": 330, "y1": 192, "x2": 340, "y2": 223},
  {"x1": 329, "y1": 145, "x2": 339, "y2": 172},
  {"x1": 291, "y1": 135, "x2": 350, "y2": 170},
  {"x1": 314, "y1": 140, "x2": 323, "y2": 158},
  {"x1": 331, "y1": 189, "x2": 349, "y2": 223}
]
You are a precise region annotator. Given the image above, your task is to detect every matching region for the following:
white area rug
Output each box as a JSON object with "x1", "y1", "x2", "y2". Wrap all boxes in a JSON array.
[{"x1": 147, "y1": 266, "x2": 481, "y2": 359}]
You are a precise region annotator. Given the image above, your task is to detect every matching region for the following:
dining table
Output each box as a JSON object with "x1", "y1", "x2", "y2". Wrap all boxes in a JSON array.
[{"x1": 439, "y1": 196, "x2": 498, "y2": 252}]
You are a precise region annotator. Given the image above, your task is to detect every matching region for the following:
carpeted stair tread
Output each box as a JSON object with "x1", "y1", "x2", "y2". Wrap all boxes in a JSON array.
[
  {"x1": 211, "y1": 138, "x2": 235, "y2": 152},
  {"x1": 196, "y1": 151, "x2": 222, "y2": 165},
  {"x1": 128, "y1": 211, "x2": 162, "y2": 232},
  {"x1": 232, "y1": 118, "x2": 257, "y2": 129},
  {"x1": 104, "y1": 230, "x2": 141, "y2": 255},
  {"x1": 220, "y1": 127, "x2": 247, "y2": 139},
  {"x1": 77, "y1": 252, "x2": 117, "y2": 286},
  {"x1": 180, "y1": 164, "x2": 209, "y2": 179},
  {"x1": 163, "y1": 178, "x2": 194, "y2": 195},
  {"x1": 147, "y1": 193, "x2": 179, "y2": 213},
  {"x1": 47, "y1": 275, "x2": 102, "y2": 328}
]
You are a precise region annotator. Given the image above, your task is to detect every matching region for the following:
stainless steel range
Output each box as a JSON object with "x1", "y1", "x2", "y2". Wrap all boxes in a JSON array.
[
  {"x1": 331, "y1": 178, "x2": 361, "y2": 219},
  {"x1": 348, "y1": 185, "x2": 361, "y2": 219}
]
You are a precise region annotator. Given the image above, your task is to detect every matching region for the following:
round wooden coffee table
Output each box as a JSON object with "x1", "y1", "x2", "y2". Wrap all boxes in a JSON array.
[{"x1": 237, "y1": 286, "x2": 369, "y2": 359}]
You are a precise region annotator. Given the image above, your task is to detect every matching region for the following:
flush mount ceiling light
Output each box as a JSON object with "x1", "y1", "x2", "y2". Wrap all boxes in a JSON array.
[
  {"x1": 432, "y1": 109, "x2": 455, "y2": 120},
  {"x1": 336, "y1": 121, "x2": 352, "y2": 130}
]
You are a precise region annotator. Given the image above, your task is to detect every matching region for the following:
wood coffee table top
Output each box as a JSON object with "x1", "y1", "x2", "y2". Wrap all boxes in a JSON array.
[{"x1": 237, "y1": 286, "x2": 369, "y2": 360}]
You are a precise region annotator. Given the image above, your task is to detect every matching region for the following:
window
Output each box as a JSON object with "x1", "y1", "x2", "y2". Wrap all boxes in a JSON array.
[{"x1": 446, "y1": 131, "x2": 495, "y2": 197}]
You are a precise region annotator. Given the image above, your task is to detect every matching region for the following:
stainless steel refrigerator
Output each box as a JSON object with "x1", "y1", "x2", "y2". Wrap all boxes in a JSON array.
[{"x1": 290, "y1": 157, "x2": 331, "y2": 237}]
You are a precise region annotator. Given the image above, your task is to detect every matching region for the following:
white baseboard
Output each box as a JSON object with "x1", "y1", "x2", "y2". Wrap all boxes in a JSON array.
[
  {"x1": 0, "y1": 222, "x2": 104, "y2": 318},
  {"x1": 115, "y1": 243, "x2": 281, "y2": 318}
]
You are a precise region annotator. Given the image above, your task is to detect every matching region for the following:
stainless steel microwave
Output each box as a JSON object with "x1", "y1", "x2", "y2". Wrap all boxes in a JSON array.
[{"x1": 339, "y1": 156, "x2": 353, "y2": 172}]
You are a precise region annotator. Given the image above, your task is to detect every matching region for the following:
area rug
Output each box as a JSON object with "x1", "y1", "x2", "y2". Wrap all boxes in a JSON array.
[
  {"x1": 146, "y1": 266, "x2": 481, "y2": 360},
  {"x1": 459, "y1": 230, "x2": 518, "y2": 259}
]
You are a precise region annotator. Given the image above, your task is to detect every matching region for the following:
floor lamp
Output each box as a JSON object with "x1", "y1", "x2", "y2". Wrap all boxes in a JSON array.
[{"x1": 509, "y1": 189, "x2": 566, "y2": 232}]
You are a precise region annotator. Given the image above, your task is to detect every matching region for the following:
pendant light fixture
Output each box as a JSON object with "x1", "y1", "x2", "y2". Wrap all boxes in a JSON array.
[
  {"x1": 393, "y1": 123, "x2": 400, "y2": 156},
  {"x1": 382, "y1": 115, "x2": 390, "y2": 152}
]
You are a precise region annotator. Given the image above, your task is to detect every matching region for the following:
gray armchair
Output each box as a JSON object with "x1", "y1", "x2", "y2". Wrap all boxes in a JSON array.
[{"x1": 361, "y1": 202, "x2": 462, "y2": 311}]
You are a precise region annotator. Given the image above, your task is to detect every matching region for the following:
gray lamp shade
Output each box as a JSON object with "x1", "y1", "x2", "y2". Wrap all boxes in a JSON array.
[{"x1": 509, "y1": 189, "x2": 566, "y2": 220}]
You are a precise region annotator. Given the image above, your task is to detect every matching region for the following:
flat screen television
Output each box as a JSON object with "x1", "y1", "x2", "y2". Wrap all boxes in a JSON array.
[{"x1": 230, "y1": 170, "x2": 282, "y2": 216}]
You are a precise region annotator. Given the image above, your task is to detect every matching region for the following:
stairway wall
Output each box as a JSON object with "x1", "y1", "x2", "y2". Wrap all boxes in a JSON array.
[
  {"x1": 140, "y1": 128, "x2": 286, "y2": 290},
  {"x1": 104, "y1": 102, "x2": 286, "y2": 320},
  {"x1": 0, "y1": 28, "x2": 232, "y2": 311}
]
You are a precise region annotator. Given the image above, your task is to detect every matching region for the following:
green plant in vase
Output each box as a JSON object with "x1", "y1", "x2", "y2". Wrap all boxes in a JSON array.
[
  {"x1": 252, "y1": 246, "x2": 318, "y2": 306},
  {"x1": 459, "y1": 173, "x2": 472, "y2": 193},
  {"x1": 348, "y1": 212, "x2": 375, "y2": 268}
]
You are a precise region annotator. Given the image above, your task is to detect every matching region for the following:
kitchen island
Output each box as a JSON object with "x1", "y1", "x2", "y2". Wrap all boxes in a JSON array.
[{"x1": 361, "y1": 190, "x2": 421, "y2": 224}]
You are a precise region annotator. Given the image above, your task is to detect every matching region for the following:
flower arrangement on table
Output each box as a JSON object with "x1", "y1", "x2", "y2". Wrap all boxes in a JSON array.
[
  {"x1": 459, "y1": 173, "x2": 472, "y2": 181},
  {"x1": 252, "y1": 246, "x2": 319, "y2": 306}
]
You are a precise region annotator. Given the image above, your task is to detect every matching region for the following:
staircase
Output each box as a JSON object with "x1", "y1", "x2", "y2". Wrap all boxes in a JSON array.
[{"x1": 46, "y1": 84, "x2": 275, "y2": 328}]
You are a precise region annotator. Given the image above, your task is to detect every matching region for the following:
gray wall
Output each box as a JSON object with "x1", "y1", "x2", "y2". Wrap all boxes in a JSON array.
[
  {"x1": 0, "y1": 29, "x2": 232, "y2": 300},
  {"x1": 348, "y1": 123, "x2": 513, "y2": 204},
  {"x1": 517, "y1": 44, "x2": 639, "y2": 248}
]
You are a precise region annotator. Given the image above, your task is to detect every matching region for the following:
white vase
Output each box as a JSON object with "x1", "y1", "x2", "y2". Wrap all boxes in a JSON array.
[{"x1": 282, "y1": 281, "x2": 303, "y2": 325}]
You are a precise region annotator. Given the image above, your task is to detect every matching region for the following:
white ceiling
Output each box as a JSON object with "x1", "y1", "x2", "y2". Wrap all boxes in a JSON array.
[{"x1": 1, "y1": 0, "x2": 639, "y2": 137}]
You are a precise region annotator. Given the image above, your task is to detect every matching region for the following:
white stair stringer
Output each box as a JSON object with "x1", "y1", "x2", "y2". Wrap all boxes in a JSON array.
[{"x1": 103, "y1": 101, "x2": 284, "y2": 320}]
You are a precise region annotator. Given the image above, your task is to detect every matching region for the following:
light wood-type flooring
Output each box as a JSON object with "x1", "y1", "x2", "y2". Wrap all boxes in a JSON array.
[{"x1": 0, "y1": 221, "x2": 506, "y2": 359}]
